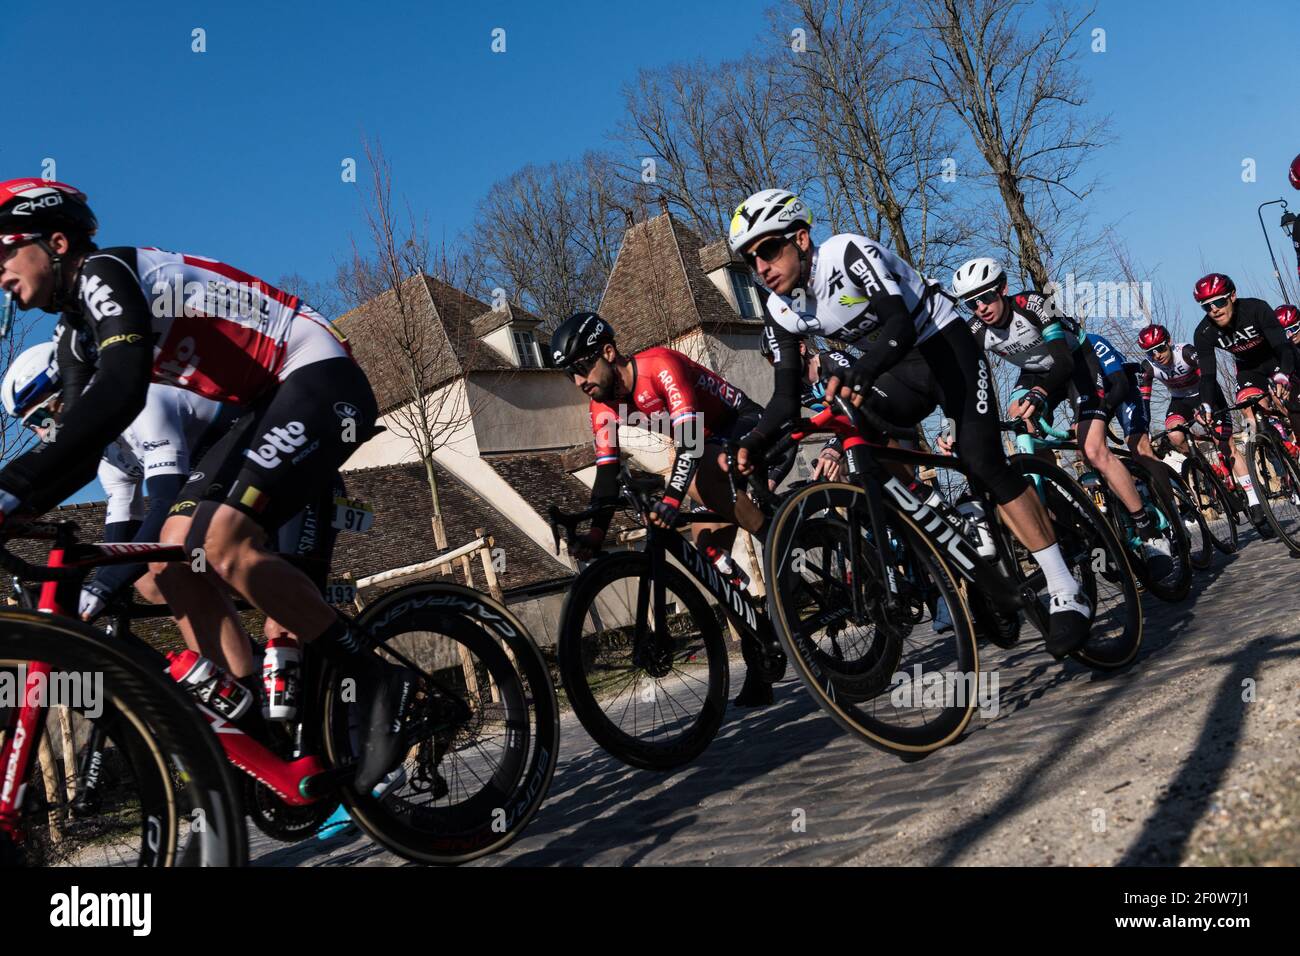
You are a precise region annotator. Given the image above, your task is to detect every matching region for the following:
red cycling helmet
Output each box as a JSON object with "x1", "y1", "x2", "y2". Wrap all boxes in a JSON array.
[
  {"x1": 1193, "y1": 273, "x2": 1235, "y2": 303},
  {"x1": 1290, "y1": 154, "x2": 1300, "y2": 191},
  {"x1": 1137, "y1": 324, "x2": 1170, "y2": 351},
  {"x1": 0, "y1": 179, "x2": 97, "y2": 247},
  {"x1": 1276, "y1": 304, "x2": 1300, "y2": 329}
]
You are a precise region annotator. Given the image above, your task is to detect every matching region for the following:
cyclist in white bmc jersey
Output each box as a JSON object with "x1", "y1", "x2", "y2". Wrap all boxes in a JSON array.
[
  {"x1": 728, "y1": 189, "x2": 1092, "y2": 659},
  {"x1": 0, "y1": 179, "x2": 405, "y2": 792}
]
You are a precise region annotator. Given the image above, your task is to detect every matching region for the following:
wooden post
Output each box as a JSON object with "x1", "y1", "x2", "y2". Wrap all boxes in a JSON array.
[
  {"x1": 459, "y1": 554, "x2": 475, "y2": 589},
  {"x1": 476, "y1": 530, "x2": 518, "y2": 684},
  {"x1": 59, "y1": 709, "x2": 76, "y2": 802},
  {"x1": 37, "y1": 732, "x2": 63, "y2": 844}
]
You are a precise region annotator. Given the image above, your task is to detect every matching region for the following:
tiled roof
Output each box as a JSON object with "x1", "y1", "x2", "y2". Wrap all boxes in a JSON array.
[
  {"x1": 698, "y1": 237, "x2": 742, "y2": 273},
  {"x1": 484, "y1": 448, "x2": 638, "y2": 539},
  {"x1": 470, "y1": 301, "x2": 542, "y2": 339},
  {"x1": 335, "y1": 275, "x2": 517, "y2": 415},
  {"x1": 598, "y1": 211, "x2": 756, "y2": 356}
]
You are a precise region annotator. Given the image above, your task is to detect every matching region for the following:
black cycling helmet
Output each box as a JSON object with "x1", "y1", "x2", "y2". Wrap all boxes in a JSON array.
[{"x1": 550, "y1": 311, "x2": 615, "y2": 373}]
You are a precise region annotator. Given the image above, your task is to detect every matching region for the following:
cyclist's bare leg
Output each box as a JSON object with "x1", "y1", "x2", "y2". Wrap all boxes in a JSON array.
[
  {"x1": 996, "y1": 486, "x2": 1056, "y2": 552},
  {"x1": 133, "y1": 571, "x2": 166, "y2": 605},
  {"x1": 151, "y1": 511, "x2": 257, "y2": 675},
  {"x1": 691, "y1": 450, "x2": 765, "y2": 548},
  {"x1": 1079, "y1": 418, "x2": 1143, "y2": 512},
  {"x1": 196, "y1": 503, "x2": 337, "y2": 651}
]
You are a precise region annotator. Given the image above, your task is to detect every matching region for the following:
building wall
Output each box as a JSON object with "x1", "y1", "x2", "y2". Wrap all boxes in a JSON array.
[{"x1": 467, "y1": 372, "x2": 590, "y2": 455}]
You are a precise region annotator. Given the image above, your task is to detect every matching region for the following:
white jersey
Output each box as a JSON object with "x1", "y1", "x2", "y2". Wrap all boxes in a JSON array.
[
  {"x1": 763, "y1": 234, "x2": 959, "y2": 348},
  {"x1": 98, "y1": 383, "x2": 227, "y2": 524}
]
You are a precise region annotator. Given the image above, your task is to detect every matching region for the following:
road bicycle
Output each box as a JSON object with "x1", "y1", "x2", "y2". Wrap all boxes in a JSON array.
[
  {"x1": 1, "y1": 519, "x2": 559, "y2": 865},
  {"x1": 759, "y1": 402, "x2": 1143, "y2": 754},
  {"x1": 1014, "y1": 416, "x2": 1192, "y2": 601},
  {"x1": 1216, "y1": 393, "x2": 1300, "y2": 551},
  {"x1": 0, "y1": 521, "x2": 246, "y2": 866}
]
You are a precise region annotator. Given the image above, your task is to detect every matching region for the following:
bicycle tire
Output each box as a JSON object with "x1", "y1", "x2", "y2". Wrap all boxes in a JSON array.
[
  {"x1": 1164, "y1": 466, "x2": 1213, "y2": 570},
  {"x1": 1180, "y1": 456, "x2": 1239, "y2": 554},
  {"x1": 1122, "y1": 456, "x2": 1192, "y2": 601},
  {"x1": 557, "y1": 551, "x2": 729, "y2": 771},
  {"x1": 322, "y1": 582, "x2": 558, "y2": 865},
  {"x1": 1245, "y1": 432, "x2": 1300, "y2": 552},
  {"x1": 1008, "y1": 455, "x2": 1144, "y2": 670},
  {"x1": 764, "y1": 481, "x2": 979, "y2": 756},
  {"x1": 0, "y1": 610, "x2": 246, "y2": 867}
]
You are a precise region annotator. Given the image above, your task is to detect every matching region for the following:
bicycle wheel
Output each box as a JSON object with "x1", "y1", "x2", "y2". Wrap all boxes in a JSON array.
[
  {"x1": 1180, "y1": 456, "x2": 1239, "y2": 554},
  {"x1": 322, "y1": 583, "x2": 558, "y2": 865},
  {"x1": 557, "y1": 551, "x2": 728, "y2": 770},
  {"x1": 1164, "y1": 467, "x2": 1213, "y2": 570},
  {"x1": 1009, "y1": 456, "x2": 1143, "y2": 670},
  {"x1": 1118, "y1": 457, "x2": 1192, "y2": 601},
  {"x1": 1246, "y1": 434, "x2": 1300, "y2": 552},
  {"x1": 765, "y1": 482, "x2": 979, "y2": 755},
  {"x1": 0, "y1": 610, "x2": 246, "y2": 867}
]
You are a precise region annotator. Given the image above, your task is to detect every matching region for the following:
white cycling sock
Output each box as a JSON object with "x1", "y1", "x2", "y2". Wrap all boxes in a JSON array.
[
  {"x1": 1240, "y1": 475, "x2": 1260, "y2": 507},
  {"x1": 1032, "y1": 543, "x2": 1077, "y2": 599}
]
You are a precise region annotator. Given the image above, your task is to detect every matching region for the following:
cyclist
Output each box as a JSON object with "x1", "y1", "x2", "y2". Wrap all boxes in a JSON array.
[
  {"x1": 1289, "y1": 155, "x2": 1300, "y2": 284},
  {"x1": 728, "y1": 189, "x2": 1092, "y2": 659},
  {"x1": 0, "y1": 342, "x2": 234, "y2": 617},
  {"x1": 549, "y1": 311, "x2": 783, "y2": 706},
  {"x1": 1086, "y1": 331, "x2": 1156, "y2": 459},
  {"x1": 1277, "y1": 304, "x2": 1300, "y2": 348},
  {"x1": 954, "y1": 258, "x2": 1174, "y2": 579},
  {"x1": 1191, "y1": 273, "x2": 1296, "y2": 456},
  {"x1": 0, "y1": 178, "x2": 403, "y2": 791},
  {"x1": 1133, "y1": 323, "x2": 1266, "y2": 529}
]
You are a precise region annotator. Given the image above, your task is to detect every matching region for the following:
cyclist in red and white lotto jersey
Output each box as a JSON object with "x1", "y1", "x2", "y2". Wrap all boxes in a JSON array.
[
  {"x1": 0, "y1": 179, "x2": 407, "y2": 791},
  {"x1": 550, "y1": 311, "x2": 784, "y2": 705}
]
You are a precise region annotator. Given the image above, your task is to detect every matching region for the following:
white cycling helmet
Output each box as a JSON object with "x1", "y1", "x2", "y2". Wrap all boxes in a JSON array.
[
  {"x1": 952, "y1": 258, "x2": 1006, "y2": 299},
  {"x1": 2, "y1": 341, "x2": 60, "y2": 424},
  {"x1": 728, "y1": 189, "x2": 812, "y2": 254}
]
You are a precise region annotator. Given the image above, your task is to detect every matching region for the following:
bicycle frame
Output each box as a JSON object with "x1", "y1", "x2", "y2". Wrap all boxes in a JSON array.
[
  {"x1": 789, "y1": 407, "x2": 1045, "y2": 623},
  {"x1": 0, "y1": 530, "x2": 337, "y2": 849}
]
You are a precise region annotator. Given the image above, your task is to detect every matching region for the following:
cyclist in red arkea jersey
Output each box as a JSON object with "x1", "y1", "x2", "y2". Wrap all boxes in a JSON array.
[
  {"x1": 550, "y1": 311, "x2": 783, "y2": 706},
  {"x1": 0, "y1": 179, "x2": 408, "y2": 792}
]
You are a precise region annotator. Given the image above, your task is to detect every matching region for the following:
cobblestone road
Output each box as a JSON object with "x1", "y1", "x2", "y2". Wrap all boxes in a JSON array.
[{"x1": 250, "y1": 526, "x2": 1300, "y2": 867}]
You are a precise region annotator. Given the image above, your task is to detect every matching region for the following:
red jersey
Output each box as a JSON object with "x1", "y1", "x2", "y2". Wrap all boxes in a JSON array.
[{"x1": 589, "y1": 347, "x2": 752, "y2": 464}]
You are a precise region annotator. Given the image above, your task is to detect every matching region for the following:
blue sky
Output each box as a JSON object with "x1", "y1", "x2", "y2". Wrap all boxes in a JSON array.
[{"x1": 1, "y1": 0, "x2": 1297, "y2": 502}]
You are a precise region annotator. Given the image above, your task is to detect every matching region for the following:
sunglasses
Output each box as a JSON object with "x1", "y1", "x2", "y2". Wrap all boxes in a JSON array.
[
  {"x1": 1144, "y1": 343, "x2": 1170, "y2": 356},
  {"x1": 564, "y1": 354, "x2": 604, "y2": 379},
  {"x1": 1200, "y1": 295, "x2": 1231, "y2": 313},
  {"x1": 963, "y1": 289, "x2": 1001, "y2": 310},
  {"x1": 743, "y1": 235, "x2": 792, "y2": 270}
]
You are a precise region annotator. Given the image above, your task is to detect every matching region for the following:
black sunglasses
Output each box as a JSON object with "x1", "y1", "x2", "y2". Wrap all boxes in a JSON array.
[
  {"x1": 743, "y1": 235, "x2": 792, "y2": 270},
  {"x1": 564, "y1": 354, "x2": 604, "y2": 379},
  {"x1": 1144, "y1": 342, "x2": 1170, "y2": 355},
  {"x1": 1200, "y1": 295, "x2": 1231, "y2": 313},
  {"x1": 963, "y1": 289, "x2": 1001, "y2": 310}
]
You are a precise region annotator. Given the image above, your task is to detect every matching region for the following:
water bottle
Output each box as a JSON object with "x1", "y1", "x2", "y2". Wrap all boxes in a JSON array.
[
  {"x1": 167, "y1": 649, "x2": 252, "y2": 721},
  {"x1": 955, "y1": 497, "x2": 997, "y2": 558},
  {"x1": 703, "y1": 544, "x2": 750, "y2": 589},
  {"x1": 262, "y1": 636, "x2": 302, "y2": 721}
]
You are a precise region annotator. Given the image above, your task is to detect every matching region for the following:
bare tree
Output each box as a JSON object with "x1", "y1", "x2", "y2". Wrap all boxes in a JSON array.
[
  {"x1": 614, "y1": 57, "x2": 807, "y2": 239},
  {"x1": 338, "y1": 139, "x2": 482, "y2": 552},
  {"x1": 916, "y1": 0, "x2": 1110, "y2": 288},
  {"x1": 470, "y1": 152, "x2": 628, "y2": 328},
  {"x1": 775, "y1": 0, "x2": 969, "y2": 272}
]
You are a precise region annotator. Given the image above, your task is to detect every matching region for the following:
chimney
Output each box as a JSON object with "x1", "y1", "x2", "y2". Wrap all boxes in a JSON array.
[{"x1": 658, "y1": 196, "x2": 671, "y2": 218}]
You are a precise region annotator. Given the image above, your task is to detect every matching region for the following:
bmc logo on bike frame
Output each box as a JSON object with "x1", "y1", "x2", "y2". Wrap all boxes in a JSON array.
[{"x1": 884, "y1": 477, "x2": 979, "y2": 573}]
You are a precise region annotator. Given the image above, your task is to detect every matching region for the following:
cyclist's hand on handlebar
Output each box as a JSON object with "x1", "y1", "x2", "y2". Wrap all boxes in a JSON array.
[
  {"x1": 1270, "y1": 375, "x2": 1291, "y2": 404},
  {"x1": 812, "y1": 447, "x2": 844, "y2": 482},
  {"x1": 1194, "y1": 402, "x2": 1214, "y2": 428},
  {"x1": 936, "y1": 433, "x2": 956, "y2": 455},
  {"x1": 823, "y1": 374, "x2": 866, "y2": 408},
  {"x1": 79, "y1": 588, "x2": 106, "y2": 622},
  {"x1": 647, "y1": 497, "x2": 681, "y2": 529}
]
